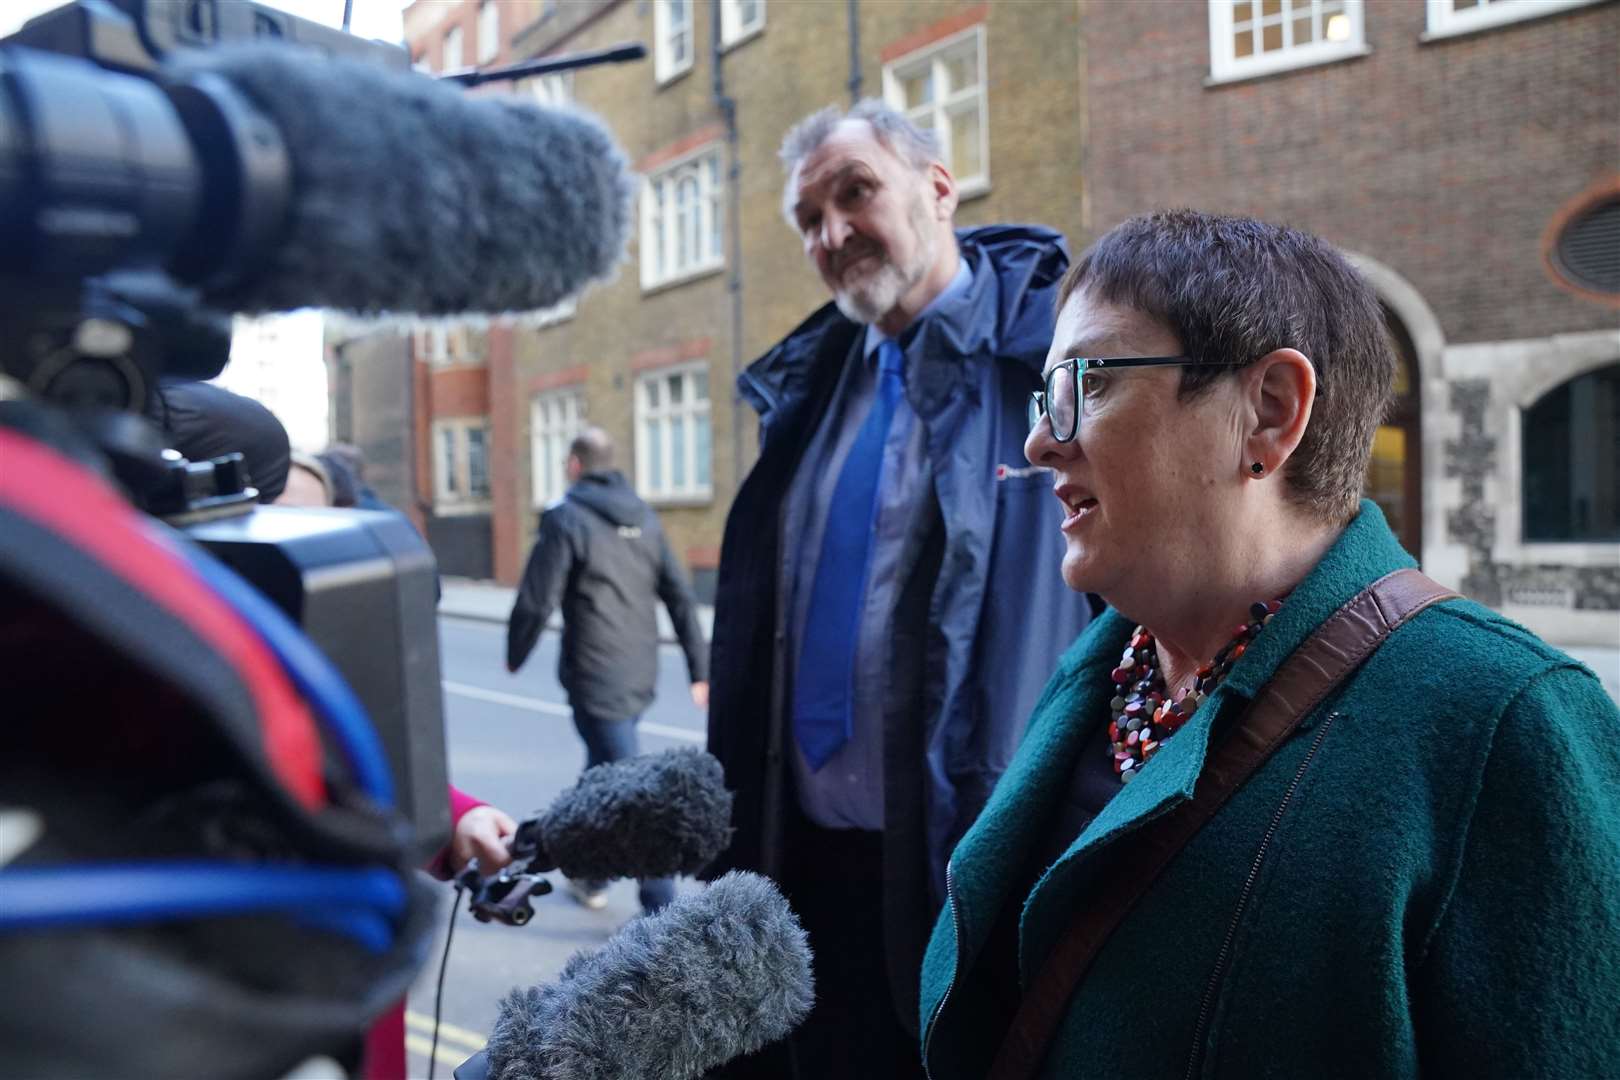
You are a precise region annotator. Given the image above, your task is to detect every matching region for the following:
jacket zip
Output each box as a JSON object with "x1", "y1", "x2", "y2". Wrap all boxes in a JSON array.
[
  {"x1": 1183, "y1": 710, "x2": 1341, "y2": 1080},
  {"x1": 922, "y1": 858, "x2": 962, "y2": 1080}
]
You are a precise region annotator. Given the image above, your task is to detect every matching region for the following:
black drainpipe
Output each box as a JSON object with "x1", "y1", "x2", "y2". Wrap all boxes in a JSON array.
[
  {"x1": 847, "y1": 0, "x2": 862, "y2": 102},
  {"x1": 712, "y1": 2, "x2": 746, "y2": 498}
]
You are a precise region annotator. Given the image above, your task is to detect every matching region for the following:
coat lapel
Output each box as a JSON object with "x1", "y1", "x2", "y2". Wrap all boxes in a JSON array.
[
  {"x1": 1017, "y1": 501, "x2": 1417, "y2": 966},
  {"x1": 943, "y1": 613, "x2": 1125, "y2": 965}
]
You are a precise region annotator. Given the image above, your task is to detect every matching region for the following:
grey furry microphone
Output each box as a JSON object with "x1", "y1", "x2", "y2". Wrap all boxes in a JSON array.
[
  {"x1": 535, "y1": 748, "x2": 733, "y2": 883},
  {"x1": 165, "y1": 43, "x2": 632, "y2": 315},
  {"x1": 481, "y1": 872, "x2": 814, "y2": 1080}
]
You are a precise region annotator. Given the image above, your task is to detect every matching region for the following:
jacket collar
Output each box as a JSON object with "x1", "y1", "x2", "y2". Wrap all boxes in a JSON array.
[
  {"x1": 740, "y1": 223, "x2": 1068, "y2": 429},
  {"x1": 944, "y1": 501, "x2": 1417, "y2": 975}
]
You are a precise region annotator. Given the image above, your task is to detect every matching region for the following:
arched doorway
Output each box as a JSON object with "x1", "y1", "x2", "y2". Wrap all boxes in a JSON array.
[{"x1": 1365, "y1": 305, "x2": 1423, "y2": 559}]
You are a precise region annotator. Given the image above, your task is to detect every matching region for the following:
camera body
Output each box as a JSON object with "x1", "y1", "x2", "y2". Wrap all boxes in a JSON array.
[
  {"x1": 186, "y1": 506, "x2": 451, "y2": 861},
  {"x1": 0, "y1": 0, "x2": 449, "y2": 859}
]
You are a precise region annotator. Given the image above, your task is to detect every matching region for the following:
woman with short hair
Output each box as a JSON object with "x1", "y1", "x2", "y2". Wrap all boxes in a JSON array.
[{"x1": 919, "y1": 210, "x2": 1620, "y2": 1079}]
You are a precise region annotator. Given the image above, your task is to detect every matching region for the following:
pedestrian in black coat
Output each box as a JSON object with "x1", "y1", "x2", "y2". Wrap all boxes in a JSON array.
[{"x1": 506, "y1": 426, "x2": 709, "y2": 914}]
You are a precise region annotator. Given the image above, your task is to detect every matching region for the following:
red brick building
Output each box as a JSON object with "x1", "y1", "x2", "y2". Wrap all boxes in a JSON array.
[
  {"x1": 1076, "y1": 0, "x2": 1618, "y2": 645},
  {"x1": 329, "y1": 0, "x2": 1617, "y2": 650}
]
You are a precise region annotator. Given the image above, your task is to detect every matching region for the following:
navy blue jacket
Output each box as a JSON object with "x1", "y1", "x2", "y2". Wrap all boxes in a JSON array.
[{"x1": 704, "y1": 224, "x2": 1095, "y2": 1022}]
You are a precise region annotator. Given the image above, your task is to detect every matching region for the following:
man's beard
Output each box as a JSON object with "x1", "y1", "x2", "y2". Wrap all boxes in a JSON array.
[{"x1": 831, "y1": 196, "x2": 937, "y2": 326}]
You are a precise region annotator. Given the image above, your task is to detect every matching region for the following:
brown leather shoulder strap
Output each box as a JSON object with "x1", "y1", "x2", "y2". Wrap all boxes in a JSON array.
[{"x1": 988, "y1": 568, "x2": 1457, "y2": 1080}]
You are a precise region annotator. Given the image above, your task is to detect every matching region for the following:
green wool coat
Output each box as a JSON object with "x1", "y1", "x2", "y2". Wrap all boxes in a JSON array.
[{"x1": 919, "y1": 502, "x2": 1620, "y2": 1079}]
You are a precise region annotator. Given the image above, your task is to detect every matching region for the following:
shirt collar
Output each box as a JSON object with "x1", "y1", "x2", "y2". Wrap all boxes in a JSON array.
[{"x1": 863, "y1": 255, "x2": 972, "y2": 363}]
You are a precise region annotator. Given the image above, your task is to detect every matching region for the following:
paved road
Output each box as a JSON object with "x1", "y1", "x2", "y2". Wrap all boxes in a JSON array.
[{"x1": 403, "y1": 616, "x2": 707, "y2": 1077}]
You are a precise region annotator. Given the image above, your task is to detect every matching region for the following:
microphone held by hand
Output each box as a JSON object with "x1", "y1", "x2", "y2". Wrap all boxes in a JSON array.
[
  {"x1": 168, "y1": 44, "x2": 632, "y2": 316},
  {"x1": 460, "y1": 749, "x2": 732, "y2": 927},
  {"x1": 537, "y1": 747, "x2": 733, "y2": 883},
  {"x1": 483, "y1": 871, "x2": 814, "y2": 1080}
]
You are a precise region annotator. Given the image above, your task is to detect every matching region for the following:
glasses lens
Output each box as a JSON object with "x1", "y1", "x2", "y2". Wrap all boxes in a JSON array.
[
  {"x1": 1027, "y1": 392, "x2": 1044, "y2": 434},
  {"x1": 1047, "y1": 363, "x2": 1077, "y2": 440}
]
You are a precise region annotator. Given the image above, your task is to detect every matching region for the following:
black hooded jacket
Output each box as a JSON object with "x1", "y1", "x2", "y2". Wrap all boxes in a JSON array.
[{"x1": 506, "y1": 470, "x2": 708, "y2": 720}]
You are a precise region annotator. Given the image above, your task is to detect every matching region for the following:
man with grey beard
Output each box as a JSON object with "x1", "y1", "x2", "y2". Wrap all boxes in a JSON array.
[{"x1": 703, "y1": 101, "x2": 1094, "y2": 1078}]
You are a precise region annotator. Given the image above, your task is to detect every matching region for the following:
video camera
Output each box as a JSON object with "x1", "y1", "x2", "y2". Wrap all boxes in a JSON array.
[
  {"x1": 0, "y1": 2, "x2": 633, "y2": 1075},
  {"x1": 1, "y1": 0, "x2": 450, "y2": 856}
]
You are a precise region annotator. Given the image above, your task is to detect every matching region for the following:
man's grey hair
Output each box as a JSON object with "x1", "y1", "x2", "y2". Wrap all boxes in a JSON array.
[
  {"x1": 779, "y1": 99, "x2": 940, "y2": 224},
  {"x1": 569, "y1": 426, "x2": 614, "y2": 472}
]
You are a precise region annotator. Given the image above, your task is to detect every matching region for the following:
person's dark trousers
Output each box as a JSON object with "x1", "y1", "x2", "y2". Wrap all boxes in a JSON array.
[
  {"x1": 570, "y1": 709, "x2": 676, "y2": 913},
  {"x1": 778, "y1": 802, "x2": 927, "y2": 1079}
]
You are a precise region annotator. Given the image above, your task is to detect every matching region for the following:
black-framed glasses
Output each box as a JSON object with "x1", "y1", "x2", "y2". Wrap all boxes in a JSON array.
[{"x1": 1028, "y1": 355, "x2": 1244, "y2": 443}]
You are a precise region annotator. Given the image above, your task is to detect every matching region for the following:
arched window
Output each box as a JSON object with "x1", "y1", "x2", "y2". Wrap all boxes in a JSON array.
[{"x1": 1522, "y1": 363, "x2": 1620, "y2": 542}]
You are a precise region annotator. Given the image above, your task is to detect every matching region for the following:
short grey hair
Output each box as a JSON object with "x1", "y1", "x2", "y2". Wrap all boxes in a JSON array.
[
  {"x1": 568, "y1": 426, "x2": 614, "y2": 472},
  {"x1": 779, "y1": 99, "x2": 940, "y2": 224}
]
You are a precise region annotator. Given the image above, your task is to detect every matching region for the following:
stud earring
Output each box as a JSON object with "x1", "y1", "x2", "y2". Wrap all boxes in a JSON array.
[{"x1": 1250, "y1": 462, "x2": 1264, "y2": 475}]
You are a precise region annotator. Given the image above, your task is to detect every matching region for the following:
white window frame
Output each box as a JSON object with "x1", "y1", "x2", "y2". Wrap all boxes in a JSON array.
[
  {"x1": 720, "y1": 0, "x2": 766, "y2": 48},
  {"x1": 1207, "y1": 0, "x2": 1368, "y2": 85},
  {"x1": 1423, "y1": 0, "x2": 1601, "y2": 40},
  {"x1": 432, "y1": 418, "x2": 492, "y2": 511},
  {"x1": 634, "y1": 362, "x2": 712, "y2": 503},
  {"x1": 530, "y1": 388, "x2": 586, "y2": 508},
  {"x1": 416, "y1": 325, "x2": 475, "y2": 367},
  {"x1": 477, "y1": 0, "x2": 499, "y2": 64},
  {"x1": 443, "y1": 24, "x2": 464, "y2": 70},
  {"x1": 526, "y1": 71, "x2": 574, "y2": 110},
  {"x1": 639, "y1": 146, "x2": 725, "y2": 290},
  {"x1": 654, "y1": 0, "x2": 694, "y2": 84},
  {"x1": 416, "y1": 326, "x2": 446, "y2": 365},
  {"x1": 882, "y1": 26, "x2": 990, "y2": 197}
]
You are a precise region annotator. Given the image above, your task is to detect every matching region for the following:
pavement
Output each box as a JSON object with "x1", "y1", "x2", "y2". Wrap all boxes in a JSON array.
[
  {"x1": 439, "y1": 577, "x2": 714, "y2": 644},
  {"x1": 439, "y1": 577, "x2": 1617, "y2": 703}
]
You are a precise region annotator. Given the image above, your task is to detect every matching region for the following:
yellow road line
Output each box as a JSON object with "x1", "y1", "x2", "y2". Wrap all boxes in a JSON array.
[
  {"x1": 404, "y1": 1010, "x2": 487, "y2": 1052},
  {"x1": 404, "y1": 1033, "x2": 473, "y2": 1071}
]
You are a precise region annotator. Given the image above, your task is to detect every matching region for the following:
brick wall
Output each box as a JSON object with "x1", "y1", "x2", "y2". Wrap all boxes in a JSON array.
[
  {"x1": 1080, "y1": 0, "x2": 1620, "y2": 343},
  {"x1": 427, "y1": 366, "x2": 490, "y2": 419},
  {"x1": 487, "y1": 325, "x2": 522, "y2": 583}
]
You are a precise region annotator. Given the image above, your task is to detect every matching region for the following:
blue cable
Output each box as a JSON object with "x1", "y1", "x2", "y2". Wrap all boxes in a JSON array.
[
  {"x1": 173, "y1": 539, "x2": 396, "y2": 806},
  {"x1": 0, "y1": 864, "x2": 406, "y2": 953}
]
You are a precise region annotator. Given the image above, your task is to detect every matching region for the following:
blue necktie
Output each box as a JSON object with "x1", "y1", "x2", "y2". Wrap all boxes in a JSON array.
[{"x1": 792, "y1": 339, "x2": 906, "y2": 771}]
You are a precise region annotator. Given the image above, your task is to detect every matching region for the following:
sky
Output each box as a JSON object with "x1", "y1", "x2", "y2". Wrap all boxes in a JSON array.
[{"x1": 0, "y1": 0, "x2": 413, "y2": 451}]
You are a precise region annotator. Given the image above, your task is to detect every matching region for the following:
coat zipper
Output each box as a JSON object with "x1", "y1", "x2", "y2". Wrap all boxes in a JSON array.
[
  {"x1": 1183, "y1": 710, "x2": 1341, "y2": 1080},
  {"x1": 922, "y1": 858, "x2": 962, "y2": 1080}
]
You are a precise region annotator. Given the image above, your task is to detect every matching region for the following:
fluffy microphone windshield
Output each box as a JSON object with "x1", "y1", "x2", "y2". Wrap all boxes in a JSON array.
[
  {"x1": 485, "y1": 871, "x2": 814, "y2": 1080},
  {"x1": 539, "y1": 748, "x2": 732, "y2": 883},
  {"x1": 167, "y1": 45, "x2": 632, "y2": 315}
]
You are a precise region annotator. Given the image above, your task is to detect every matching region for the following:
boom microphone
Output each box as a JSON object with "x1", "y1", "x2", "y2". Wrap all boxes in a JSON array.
[
  {"x1": 481, "y1": 871, "x2": 814, "y2": 1080},
  {"x1": 172, "y1": 44, "x2": 632, "y2": 314},
  {"x1": 0, "y1": 41, "x2": 633, "y2": 315},
  {"x1": 533, "y1": 748, "x2": 733, "y2": 883}
]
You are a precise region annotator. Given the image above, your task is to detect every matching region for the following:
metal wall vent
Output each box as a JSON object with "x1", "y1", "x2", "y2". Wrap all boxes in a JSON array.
[{"x1": 1554, "y1": 197, "x2": 1620, "y2": 295}]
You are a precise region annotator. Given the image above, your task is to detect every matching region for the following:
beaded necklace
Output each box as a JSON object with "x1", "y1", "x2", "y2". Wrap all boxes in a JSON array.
[{"x1": 1108, "y1": 599, "x2": 1283, "y2": 784}]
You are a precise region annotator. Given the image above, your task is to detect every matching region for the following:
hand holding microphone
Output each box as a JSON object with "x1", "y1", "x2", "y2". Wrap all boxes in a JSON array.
[
  {"x1": 459, "y1": 748, "x2": 733, "y2": 925},
  {"x1": 450, "y1": 805, "x2": 519, "y2": 876},
  {"x1": 447, "y1": 754, "x2": 814, "y2": 1080}
]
